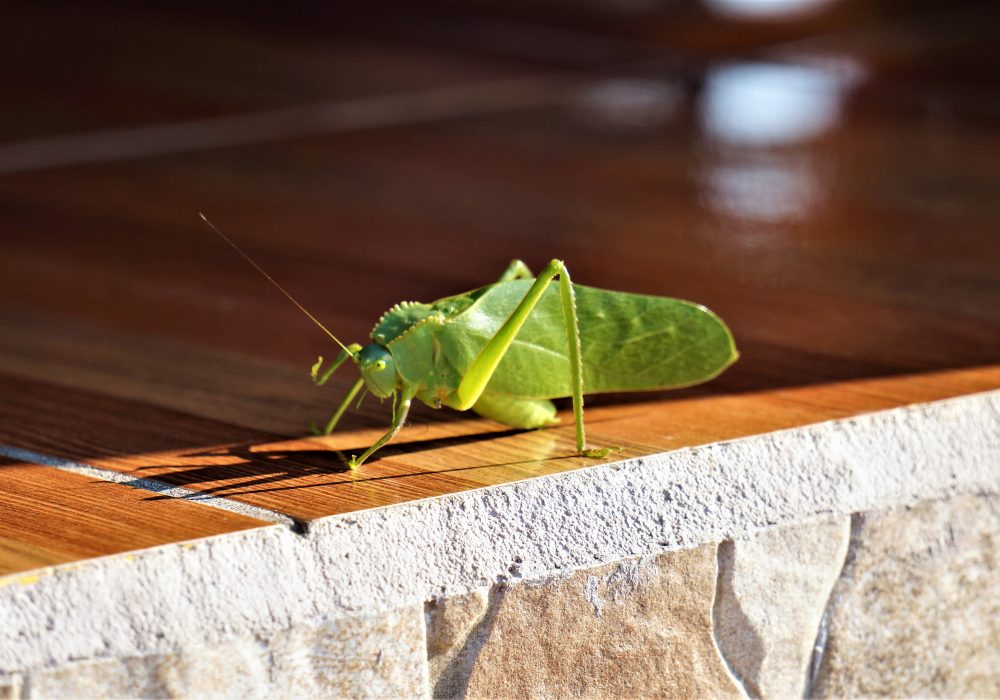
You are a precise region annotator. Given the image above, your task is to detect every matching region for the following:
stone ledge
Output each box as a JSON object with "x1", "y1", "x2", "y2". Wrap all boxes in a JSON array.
[
  {"x1": 1, "y1": 389, "x2": 998, "y2": 681},
  {"x1": 5, "y1": 495, "x2": 997, "y2": 697}
]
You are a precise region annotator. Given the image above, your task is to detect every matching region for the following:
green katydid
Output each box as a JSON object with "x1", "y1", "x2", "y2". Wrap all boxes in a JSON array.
[{"x1": 203, "y1": 215, "x2": 738, "y2": 468}]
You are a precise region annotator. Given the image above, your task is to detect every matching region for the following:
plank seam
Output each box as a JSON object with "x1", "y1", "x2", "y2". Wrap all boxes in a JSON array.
[{"x1": 0, "y1": 444, "x2": 300, "y2": 530}]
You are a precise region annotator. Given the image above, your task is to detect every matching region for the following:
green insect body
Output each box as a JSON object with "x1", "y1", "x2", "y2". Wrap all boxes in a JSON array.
[
  {"x1": 204, "y1": 216, "x2": 734, "y2": 469},
  {"x1": 311, "y1": 258, "x2": 738, "y2": 468}
]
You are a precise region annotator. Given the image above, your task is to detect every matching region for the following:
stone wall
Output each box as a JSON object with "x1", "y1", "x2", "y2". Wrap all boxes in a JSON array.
[
  {"x1": 427, "y1": 493, "x2": 1000, "y2": 698},
  {"x1": 3, "y1": 493, "x2": 997, "y2": 698},
  {"x1": 2, "y1": 392, "x2": 998, "y2": 698}
]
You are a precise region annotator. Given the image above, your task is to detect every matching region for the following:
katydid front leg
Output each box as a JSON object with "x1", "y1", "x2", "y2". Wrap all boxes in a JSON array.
[
  {"x1": 311, "y1": 344, "x2": 363, "y2": 386},
  {"x1": 348, "y1": 383, "x2": 418, "y2": 468},
  {"x1": 455, "y1": 259, "x2": 596, "y2": 455},
  {"x1": 310, "y1": 343, "x2": 364, "y2": 435}
]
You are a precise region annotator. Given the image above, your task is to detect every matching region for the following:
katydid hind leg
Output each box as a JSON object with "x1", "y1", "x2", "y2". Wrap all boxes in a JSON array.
[
  {"x1": 555, "y1": 262, "x2": 587, "y2": 454},
  {"x1": 456, "y1": 259, "x2": 596, "y2": 455},
  {"x1": 555, "y1": 271, "x2": 618, "y2": 458},
  {"x1": 554, "y1": 272, "x2": 620, "y2": 459}
]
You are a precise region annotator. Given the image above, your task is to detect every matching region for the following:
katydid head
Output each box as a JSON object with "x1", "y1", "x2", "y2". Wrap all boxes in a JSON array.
[{"x1": 357, "y1": 343, "x2": 398, "y2": 398}]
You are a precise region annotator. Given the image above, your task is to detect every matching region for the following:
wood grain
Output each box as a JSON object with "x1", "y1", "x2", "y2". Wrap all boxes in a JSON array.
[
  {"x1": 0, "y1": 0, "x2": 997, "y2": 568},
  {"x1": 0, "y1": 460, "x2": 268, "y2": 577},
  {"x1": 0, "y1": 355, "x2": 996, "y2": 522}
]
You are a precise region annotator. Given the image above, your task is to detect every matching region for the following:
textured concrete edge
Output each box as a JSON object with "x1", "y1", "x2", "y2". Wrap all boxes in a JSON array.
[{"x1": 1, "y1": 389, "x2": 997, "y2": 673}]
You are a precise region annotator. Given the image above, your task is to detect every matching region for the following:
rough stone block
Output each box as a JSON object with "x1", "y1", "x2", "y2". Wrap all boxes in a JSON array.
[
  {"x1": 27, "y1": 607, "x2": 427, "y2": 699},
  {"x1": 27, "y1": 638, "x2": 268, "y2": 699},
  {"x1": 427, "y1": 543, "x2": 743, "y2": 699},
  {"x1": 0, "y1": 675, "x2": 22, "y2": 700},
  {"x1": 811, "y1": 494, "x2": 1000, "y2": 698},
  {"x1": 426, "y1": 587, "x2": 490, "y2": 690},
  {"x1": 714, "y1": 516, "x2": 850, "y2": 699},
  {"x1": 270, "y1": 607, "x2": 428, "y2": 698}
]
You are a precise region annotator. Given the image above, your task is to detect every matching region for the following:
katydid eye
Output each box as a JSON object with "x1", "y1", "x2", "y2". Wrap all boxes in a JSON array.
[{"x1": 357, "y1": 344, "x2": 397, "y2": 401}]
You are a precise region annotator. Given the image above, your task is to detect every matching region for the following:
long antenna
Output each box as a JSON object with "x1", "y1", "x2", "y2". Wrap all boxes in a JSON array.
[{"x1": 199, "y1": 213, "x2": 356, "y2": 356}]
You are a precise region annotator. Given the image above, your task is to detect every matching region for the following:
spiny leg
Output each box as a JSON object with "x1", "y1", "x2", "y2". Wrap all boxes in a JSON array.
[
  {"x1": 557, "y1": 263, "x2": 586, "y2": 453},
  {"x1": 455, "y1": 259, "x2": 593, "y2": 455},
  {"x1": 348, "y1": 383, "x2": 418, "y2": 468}
]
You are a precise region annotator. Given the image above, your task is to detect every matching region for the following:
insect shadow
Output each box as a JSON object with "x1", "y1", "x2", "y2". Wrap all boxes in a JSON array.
[{"x1": 135, "y1": 427, "x2": 531, "y2": 500}]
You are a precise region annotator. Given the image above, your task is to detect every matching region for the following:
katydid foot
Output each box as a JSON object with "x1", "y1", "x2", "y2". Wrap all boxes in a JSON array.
[{"x1": 582, "y1": 445, "x2": 623, "y2": 459}]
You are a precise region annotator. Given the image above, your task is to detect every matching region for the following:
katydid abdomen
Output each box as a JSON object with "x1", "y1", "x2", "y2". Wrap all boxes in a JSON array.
[{"x1": 385, "y1": 280, "x2": 737, "y2": 428}]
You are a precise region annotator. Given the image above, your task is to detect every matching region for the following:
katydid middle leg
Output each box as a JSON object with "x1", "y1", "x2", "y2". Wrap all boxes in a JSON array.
[
  {"x1": 455, "y1": 259, "x2": 591, "y2": 454},
  {"x1": 314, "y1": 377, "x2": 364, "y2": 435},
  {"x1": 496, "y1": 259, "x2": 534, "y2": 283}
]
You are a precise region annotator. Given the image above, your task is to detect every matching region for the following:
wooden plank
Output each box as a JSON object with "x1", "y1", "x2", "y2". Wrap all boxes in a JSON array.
[
  {"x1": 65, "y1": 366, "x2": 1000, "y2": 521},
  {"x1": 0, "y1": 307, "x2": 397, "y2": 436},
  {"x1": 1, "y1": 351, "x2": 996, "y2": 522},
  {"x1": 0, "y1": 1, "x2": 997, "y2": 558},
  {"x1": 0, "y1": 460, "x2": 269, "y2": 577},
  {"x1": 0, "y1": 373, "x2": 269, "y2": 463}
]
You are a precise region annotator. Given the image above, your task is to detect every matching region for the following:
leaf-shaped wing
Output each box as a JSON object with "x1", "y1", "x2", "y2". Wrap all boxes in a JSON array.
[{"x1": 438, "y1": 281, "x2": 736, "y2": 400}]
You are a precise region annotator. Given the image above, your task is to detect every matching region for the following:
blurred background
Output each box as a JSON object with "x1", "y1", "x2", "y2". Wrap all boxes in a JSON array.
[{"x1": 0, "y1": 0, "x2": 997, "y2": 407}]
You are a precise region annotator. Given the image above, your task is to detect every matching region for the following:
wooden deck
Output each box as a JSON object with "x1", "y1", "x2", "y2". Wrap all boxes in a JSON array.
[{"x1": 1, "y1": 1, "x2": 998, "y2": 575}]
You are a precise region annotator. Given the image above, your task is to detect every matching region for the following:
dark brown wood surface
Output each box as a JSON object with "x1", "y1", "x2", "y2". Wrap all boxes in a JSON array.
[{"x1": 0, "y1": 0, "x2": 997, "y2": 574}]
